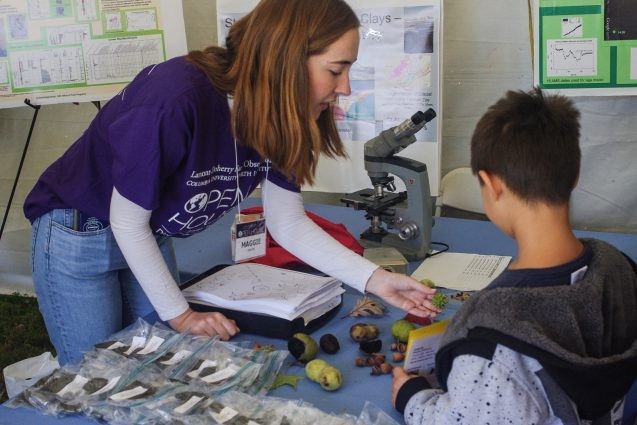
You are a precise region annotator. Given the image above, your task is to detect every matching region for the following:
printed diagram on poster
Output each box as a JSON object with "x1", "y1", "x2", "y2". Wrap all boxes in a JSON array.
[
  {"x1": 0, "y1": 0, "x2": 187, "y2": 108},
  {"x1": 533, "y1": 0, "x2": 637, "y2": 95},
  {"x1": 216, "y1": 0, "x2": 442, "y2": 195}
]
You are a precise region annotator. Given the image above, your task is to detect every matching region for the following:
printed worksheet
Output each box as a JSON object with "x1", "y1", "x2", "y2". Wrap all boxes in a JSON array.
[{"x1": 411, "y1": 252, "x2": 511, "y2": 291}]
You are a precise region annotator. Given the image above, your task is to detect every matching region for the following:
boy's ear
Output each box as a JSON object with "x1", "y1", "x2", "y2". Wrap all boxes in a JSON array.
[{"x1": 478, "y1": 170, "x2": 503, "y2": 200}]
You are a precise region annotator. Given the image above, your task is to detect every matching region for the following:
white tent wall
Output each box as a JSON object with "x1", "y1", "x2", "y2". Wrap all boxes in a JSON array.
[{"x1": 1, "y1": 0, "x2": 635, "y2": 292}]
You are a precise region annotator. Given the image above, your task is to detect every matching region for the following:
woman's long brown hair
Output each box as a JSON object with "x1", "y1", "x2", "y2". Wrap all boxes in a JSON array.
[{"x1": 187, "y1": 0, "x2": 359, "y2": 186}]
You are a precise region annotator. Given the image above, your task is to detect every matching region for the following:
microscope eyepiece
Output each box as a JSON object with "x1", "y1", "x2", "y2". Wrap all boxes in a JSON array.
[{"x1": 393, "y1": 107, "x2": 436, "y2": 139}]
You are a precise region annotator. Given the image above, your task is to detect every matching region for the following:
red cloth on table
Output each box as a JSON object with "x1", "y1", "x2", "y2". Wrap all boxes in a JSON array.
[{"x1": 240, "y1": 206, "x2": 364, "y2": 269}]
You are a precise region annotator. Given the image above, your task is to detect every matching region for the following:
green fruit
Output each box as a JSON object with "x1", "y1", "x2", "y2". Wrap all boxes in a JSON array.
[
  {"x1": 420, "y1": 278, "x2": 436, "y2": 288},
  {"x1": 318, "y1": 365, "x2": 342, "y2": 391},
  {"x1": 287, "y1": 333, "x2": 318, "y2": 363},
  {"x1": 391, "y1": 319, "x2": 416, "y2": 343},
  {"x1": 305, "y1": 359, "x2": 329, "y2": 382},
  {"x1": 432, "y1": 293, "x2": 449, "y2": 309}
]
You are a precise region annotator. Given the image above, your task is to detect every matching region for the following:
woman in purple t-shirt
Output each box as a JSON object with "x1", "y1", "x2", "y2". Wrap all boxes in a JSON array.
[{"x1": 24, "y1": 0, "x2": 440, "y2": 365}]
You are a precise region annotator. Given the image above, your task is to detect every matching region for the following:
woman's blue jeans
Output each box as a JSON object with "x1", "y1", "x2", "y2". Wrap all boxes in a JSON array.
[{"x1": 30, "y1": 209, "x2": 179, "y2": 365}]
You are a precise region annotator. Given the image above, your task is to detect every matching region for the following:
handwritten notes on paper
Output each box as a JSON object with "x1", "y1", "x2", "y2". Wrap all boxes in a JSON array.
[{"x1": 182, "y1": 263, "x2": 344, "y2": 320}]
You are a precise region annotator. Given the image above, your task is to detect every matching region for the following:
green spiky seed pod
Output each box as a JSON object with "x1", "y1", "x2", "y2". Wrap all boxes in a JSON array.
[{"x1": 431, "y1": 293, "x2": 449, "y2": 309}]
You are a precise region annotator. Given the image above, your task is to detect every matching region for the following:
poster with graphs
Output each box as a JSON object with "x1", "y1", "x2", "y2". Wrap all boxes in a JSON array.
[
  {"x1": 217, "y1": 0, "x2": 442, "y2": 194},
  {"x1": 533, "y1": 0, "x2": 637, "y2": 95},
  {"x1": 0, "y1": 0, "x2": 187, "y2": 109}
]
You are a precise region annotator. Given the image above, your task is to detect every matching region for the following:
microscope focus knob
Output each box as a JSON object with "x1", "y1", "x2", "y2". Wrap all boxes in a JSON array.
[{"x1": 398, "y1": 222, "x2": 419, "y2": 240}]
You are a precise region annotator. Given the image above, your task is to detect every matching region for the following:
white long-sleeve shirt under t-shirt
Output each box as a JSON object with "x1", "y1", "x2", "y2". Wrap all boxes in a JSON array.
[{"x1": 110, "y1": 179, "x2": 378, "y2": 321}]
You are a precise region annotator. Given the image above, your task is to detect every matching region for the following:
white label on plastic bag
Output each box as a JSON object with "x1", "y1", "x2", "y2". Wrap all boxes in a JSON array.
[
  {"x1": 57, "y1": 374, "x2": 89, "y2": 397},
  {"x1": 201, "y1": 363, "x2": 240, "y2": 384},
  {"x1": 136, "y1": 336, "x2": 165, "y2": 355},
  {"x1": 187, "y1": 359, "x2": 217, "y2": 379},
  {"x1": 123, "y1": 336, "x2": 147, "y2": 355},
  {"x1": 109, "y1": 385, "x2": 148, "y2": 401},
  {"x1": 106, "y1": 341, "x2": 126, "y2": 350},
  {"x1": 160, "y1": 349, "x2": 192, "y2": 366},
  {"x1": 173, "y1": 395, "x2": 204, "y2": 415},
  {"x1": 209, "y1": 406, "x2": 238, "y2": 423},
  {"x1": 91, "y1": 376, "x2": 121, "y2": 396}
]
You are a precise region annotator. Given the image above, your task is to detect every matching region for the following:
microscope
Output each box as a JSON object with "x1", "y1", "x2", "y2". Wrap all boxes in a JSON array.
[{"x1": 341, "y1": 108, "x2": 437, "y2": 261}]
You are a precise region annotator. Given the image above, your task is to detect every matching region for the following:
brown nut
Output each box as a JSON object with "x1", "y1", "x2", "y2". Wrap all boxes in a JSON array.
[
  {"x1": 380, "y1": 363, "x2": 394, "y2": 374},
  {"x1": 392, "y1": 352, "x2": 405, "y2": 362},
  {"x1": 372, "y1": 353, "x2": 386, "y2": 365},
  {"x1": 319, "y1": 334, "x2": 340, "y2": 354}
]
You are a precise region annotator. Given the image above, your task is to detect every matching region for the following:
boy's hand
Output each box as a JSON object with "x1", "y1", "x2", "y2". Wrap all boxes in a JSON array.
[
  {"x1": 391, "y1": 367, "x2": 417, "y2": 407},
  {"x1": 169, "y1": 308, "x2": 239, "y2": 340}
]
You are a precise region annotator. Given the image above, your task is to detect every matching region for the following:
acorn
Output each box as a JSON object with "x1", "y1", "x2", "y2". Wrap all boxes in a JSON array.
[{"x1": 319, "y1": 333, "x2": 340, "y2": 354}]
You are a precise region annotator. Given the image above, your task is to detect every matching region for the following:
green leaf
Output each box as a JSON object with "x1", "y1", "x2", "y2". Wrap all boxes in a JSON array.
[{"x1": 270, "y1": 373, "x2": 304, "y2": 390}]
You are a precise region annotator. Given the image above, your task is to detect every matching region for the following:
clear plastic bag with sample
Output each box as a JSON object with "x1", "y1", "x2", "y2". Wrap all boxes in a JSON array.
[
  {"x1": 2, "y1": 351, "x2": 59, "y2": 399},
  {"x1": 93, "y1": 319, "x2": 184, "y2": 365},
  {"x1": 152, "y1": 333, "x2": 216, "y2": 376},
  {"x1": 135, "y1": 388, "x2": 350, "y2": 425},
  {"x1": 237, "y1": 343, "x2": 289, "y2": 396},
  {"x1": 85, "y1": 360, "x2": 183, "y2": 425},
  {"x1": 169, "y1": 339, "x2": 286, "y2": 396},
  {"x1": 18, "y1": 349, "x2": 137, "y2": 417},
  {"x1": 355, "y1": 401, "x2": 402, "y2": 425},
  {"x1": 255, "y1": 396, "x2": 357, "y2": 425}
]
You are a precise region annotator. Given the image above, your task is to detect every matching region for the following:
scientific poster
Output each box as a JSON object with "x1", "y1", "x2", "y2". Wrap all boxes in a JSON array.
[
  {"x1": 217, "y1": 0, "x2": 442, "y2": 195},
  {"x1": 0, "y1": 0, "x2": 187, "y2": 108},
  {"x1": 533, "y1": 0, "x2": 637, "y2": 95}
]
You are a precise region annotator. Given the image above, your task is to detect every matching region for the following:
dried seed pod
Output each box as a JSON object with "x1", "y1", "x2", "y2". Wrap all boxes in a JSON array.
[
  {"x1": 370, "y1": 365, "x2": 382, "y2": 376},
  {"x1": 359, "y1": 339, "x2": 382, "y2": 355},
  {"x1": 390, "y1": 342, "x2": 399, "y2": 352},
  {"x1": 355, "y1": 358, "x2": 366, "y2": 367},
  {"x1": 349, "y1": 323, "x2": 380, "y2": 342},
  {"x1": 397, "y1": 342, "x2": 407, "y2": 353}
]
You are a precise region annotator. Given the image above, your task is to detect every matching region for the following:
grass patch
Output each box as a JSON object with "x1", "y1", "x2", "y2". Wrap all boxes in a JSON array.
[{"x1": 0, "y1": 292, "x2": 54, "y2": 403}]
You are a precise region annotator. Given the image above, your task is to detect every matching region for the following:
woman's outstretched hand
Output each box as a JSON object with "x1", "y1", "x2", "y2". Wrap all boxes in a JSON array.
[{"x1": 365, "y1": 268, "x2": 441, "y2": 318}]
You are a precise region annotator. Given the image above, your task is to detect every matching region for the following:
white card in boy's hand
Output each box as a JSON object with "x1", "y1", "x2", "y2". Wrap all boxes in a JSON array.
[{"x1": 411, "y1": 252, "x2": 511, "y2": 291}]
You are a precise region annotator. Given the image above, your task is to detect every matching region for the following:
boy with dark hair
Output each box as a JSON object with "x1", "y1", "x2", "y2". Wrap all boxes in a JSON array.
[{"x1": 391, "y1": 87, "x2": 637, "y2": 425}]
